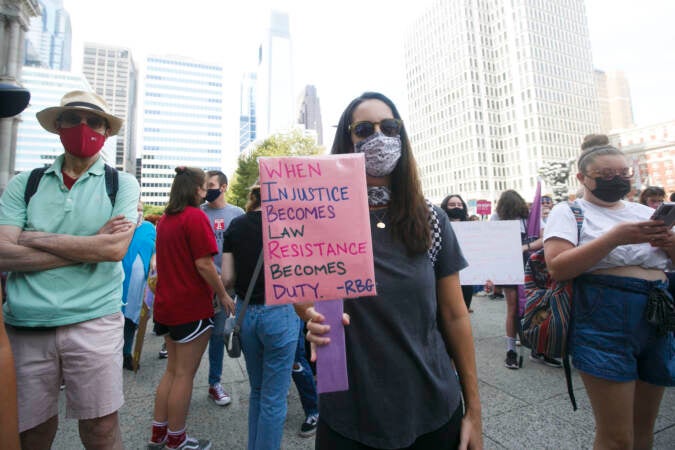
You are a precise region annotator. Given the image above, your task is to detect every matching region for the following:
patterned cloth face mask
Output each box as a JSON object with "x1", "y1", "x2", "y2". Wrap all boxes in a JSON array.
[
  {"x1": 354, "y1": 132, "x2": 402, "y2": 177},
  {"x1": 368, "y1": 186, "x2": 391, "y2": 207}
]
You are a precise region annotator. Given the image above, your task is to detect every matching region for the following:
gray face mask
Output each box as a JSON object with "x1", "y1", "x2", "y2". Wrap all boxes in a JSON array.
[{"x1": 354, "y1": 132, "x2": 402, "y2": 177}]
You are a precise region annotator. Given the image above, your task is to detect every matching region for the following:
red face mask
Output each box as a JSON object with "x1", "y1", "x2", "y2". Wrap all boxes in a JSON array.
[{"x1": 59, "y1": 123, "x2": 106, "y2": 158}]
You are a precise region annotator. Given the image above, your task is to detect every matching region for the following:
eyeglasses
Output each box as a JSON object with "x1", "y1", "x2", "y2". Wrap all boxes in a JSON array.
[
  {"x1": 541, "y1": 198, "x2": 553, "y2": 205},
  {"x1": 59, "y1": 111, "x2": 107, "y2": 130},
  {"x1": 349, "y1": 119, "x2": 403, "y2": 139},
  {"x1": 586, "y1": 167, "x2": 634, "y2": 180}
]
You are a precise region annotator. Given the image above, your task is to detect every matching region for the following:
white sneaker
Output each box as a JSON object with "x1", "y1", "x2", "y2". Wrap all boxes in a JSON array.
[{"x1": 208, "y1": 384, "x2": 232, "y2": 406}]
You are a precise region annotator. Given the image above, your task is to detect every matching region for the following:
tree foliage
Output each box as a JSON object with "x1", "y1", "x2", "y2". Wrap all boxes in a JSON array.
[
  {"x1": 538, "y1": 159, "x2": 575, "y2": 203},
  {"x1": 227, "y1": 129, "x2": 324, "y2": 208},
  {"x1": 143, "y1": 203, "x2": 165, "y2": 216}
]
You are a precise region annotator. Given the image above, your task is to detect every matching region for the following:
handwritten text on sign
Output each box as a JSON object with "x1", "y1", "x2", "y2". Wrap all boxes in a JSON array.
[{"x1": 260, "y1": 154, "x2": 376, "y2": 305}]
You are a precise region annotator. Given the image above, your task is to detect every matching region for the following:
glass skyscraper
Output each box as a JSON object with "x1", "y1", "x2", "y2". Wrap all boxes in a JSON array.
[
  {"x1": 15, "y1": 66, "x2": 116, "y2": 172},
  {"x1": 404, "y1": 0, "x2": 600, "y2": 203},
  {"x1": 141, "y1": 55, "x2": 224, "y2": 205},
  {"x1": 256, "y1": 10, "x2": 294, "y2": 138},
  {"x1": 239, "y1": 72, "x2": 257, "y2": 152},
  {"x1": 24, "y1": 0, "x2": 72, "y2": 71}
]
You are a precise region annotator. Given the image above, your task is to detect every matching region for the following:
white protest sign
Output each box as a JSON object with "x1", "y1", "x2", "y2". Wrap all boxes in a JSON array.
[{"x1": 450, "y1": 220, "x2": 525, "y2": 285}]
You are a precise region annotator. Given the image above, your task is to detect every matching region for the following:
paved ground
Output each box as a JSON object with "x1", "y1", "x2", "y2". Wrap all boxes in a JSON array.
[{"x1": 52, "y1": 294, "x2": 675, "y2": 449}]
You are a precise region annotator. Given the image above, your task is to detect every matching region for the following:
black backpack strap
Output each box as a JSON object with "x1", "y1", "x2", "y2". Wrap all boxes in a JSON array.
[
  {"x1": 563, "y1": 352, "x2": 577, "y2": 411},
  {"x1": 104, "y1": 164, "x2": 119, "y2": 207},
  {"x1": 24, "y1": 167, "x2": 48, "y2": 205},
  {"x1": 563, "y1": 200, "x2": 584, "y2": 411}
]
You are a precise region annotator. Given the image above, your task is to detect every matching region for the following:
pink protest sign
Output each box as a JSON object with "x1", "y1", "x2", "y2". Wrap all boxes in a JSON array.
[
  {"x1": 259, "y1": 154, "x2": 376, "y2": 305},
  {"x1": 476, "y1": 199, "x2": 492, "y2": 216}
]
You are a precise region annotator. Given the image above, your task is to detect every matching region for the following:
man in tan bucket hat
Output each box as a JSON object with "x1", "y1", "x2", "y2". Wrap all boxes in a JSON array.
[{"x1": 0, "y1": 90, "x2": 140, "y2": 449}]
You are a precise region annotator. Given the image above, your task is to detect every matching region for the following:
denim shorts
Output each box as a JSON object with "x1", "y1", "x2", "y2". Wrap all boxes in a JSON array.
[{"x1": 570, "y1": 274, "x2": 675, "y2": 385}]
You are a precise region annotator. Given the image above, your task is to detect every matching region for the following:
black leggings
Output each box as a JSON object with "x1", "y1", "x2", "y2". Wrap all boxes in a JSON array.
[{"x1": 315, "y1": 401, "x2": 463, "y2": 450}]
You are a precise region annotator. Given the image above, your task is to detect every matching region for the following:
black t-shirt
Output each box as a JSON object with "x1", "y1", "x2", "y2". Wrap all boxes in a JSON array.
[
  {"x1": 320, "y1": 205, "x2": 468, "y2": 448},
  {"x1": 222, "y1": 211, "x2": 265, "y2": 305}
]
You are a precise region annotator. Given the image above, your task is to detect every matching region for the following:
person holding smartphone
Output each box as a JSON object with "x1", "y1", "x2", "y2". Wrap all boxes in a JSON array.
[{"x1": 544, "y1": 134, "x2": 674, "y2": 450}]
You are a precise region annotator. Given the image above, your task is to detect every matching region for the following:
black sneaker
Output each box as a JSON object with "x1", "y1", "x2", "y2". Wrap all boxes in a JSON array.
[
  {"x1": 530, "y1": 351, "x2": 562, "y2": 368},
  {"x1": 299, "y1": 414, "x2": 318, "y2": 438},
  {"x1": 505, "y1": 350, "x2": 519, "y2": 369},
  {"x1": 489, "y1": 292, "x2": 505, "y2": 300},
  {"x1": 175, "y1": 436, "x2": 211, "y2": 449}
]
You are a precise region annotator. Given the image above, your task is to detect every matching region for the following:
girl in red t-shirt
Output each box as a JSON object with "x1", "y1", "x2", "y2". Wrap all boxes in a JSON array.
[{"x1": 148, "y1": 167, "x2": 234, "y2": 450}]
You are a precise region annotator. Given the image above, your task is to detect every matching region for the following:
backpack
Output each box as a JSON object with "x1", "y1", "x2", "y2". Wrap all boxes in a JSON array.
[
  {"x1": 24, "y1": 164, "x2": 119, "y2": 206},
  {"x1": 521, "y1": 201, "x2": 583, "y2": 410}
]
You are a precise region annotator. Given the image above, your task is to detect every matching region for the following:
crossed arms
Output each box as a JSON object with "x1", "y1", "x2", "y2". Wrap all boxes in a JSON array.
[{"x1": 0, "y1": 215, "x2": 135, "y2": 272}]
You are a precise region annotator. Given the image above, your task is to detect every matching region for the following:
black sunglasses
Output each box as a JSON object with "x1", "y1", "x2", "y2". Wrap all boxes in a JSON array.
[
  {"x1": 59, "y1": 111, "x2": 107, "y2": 130},
  {"x1": 349, "y1": 119, "x2": 403, "y2": 139}
]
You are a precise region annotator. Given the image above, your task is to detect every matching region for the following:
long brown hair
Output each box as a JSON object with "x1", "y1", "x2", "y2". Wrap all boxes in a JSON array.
[
  {"x1": 332, "y1": 92, "x2": 430, "y2": 254},
  {"x1": 165, "y1": 166, "x2": 205, "y2": 215},
  {"x1": 496, "y1": 190, "x2": 529, "y2": 220},
  {"x1": 245, "y1": 186, "x2": 261, "y2": 212}
]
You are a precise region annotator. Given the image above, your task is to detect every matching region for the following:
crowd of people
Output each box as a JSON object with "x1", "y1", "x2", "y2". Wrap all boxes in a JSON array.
[{"x1": 0, "y1": 86, "x2": 673, "y2": 450}]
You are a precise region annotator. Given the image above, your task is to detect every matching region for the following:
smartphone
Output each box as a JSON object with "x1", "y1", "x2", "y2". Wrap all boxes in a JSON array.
[{"x1": 650, "y1": 202, "x2": 675, "y2": 228}]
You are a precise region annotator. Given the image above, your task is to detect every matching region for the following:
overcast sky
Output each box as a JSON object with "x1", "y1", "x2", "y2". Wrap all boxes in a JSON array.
[{"x1": 63, "y1": 0, "x2": 675, "y2": 170}]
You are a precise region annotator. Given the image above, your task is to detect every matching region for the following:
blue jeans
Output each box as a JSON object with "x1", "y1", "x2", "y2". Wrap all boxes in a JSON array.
[
  {"x1": 208, "y1": 307, "x2": 226, "y2": 386},
  {"x1": 292, "y1": 321, "x2": 318, "y2": 417},
  {"x1": 237, "y1": 301, "x2": 299, "y2": 450},
  {"x1": 571, "y1": 274, "x2": 675, "y2": 385}
]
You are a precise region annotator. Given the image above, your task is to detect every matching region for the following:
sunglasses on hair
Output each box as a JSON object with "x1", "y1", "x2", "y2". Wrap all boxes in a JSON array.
[
  {"x1": 59, "y1": 111, "x2": 106, "y2": 129},
  {"x1": 349, "y1": 119, "x2": 403, "y2": 139},
  {"x1": 586, "y1": 167, "x2": 634, "y2": 180}
]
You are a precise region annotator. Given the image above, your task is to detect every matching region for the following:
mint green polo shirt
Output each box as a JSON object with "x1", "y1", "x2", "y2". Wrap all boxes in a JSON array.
[{"x1": 0, "y1": 154, "x2": 140, "y2": 327}]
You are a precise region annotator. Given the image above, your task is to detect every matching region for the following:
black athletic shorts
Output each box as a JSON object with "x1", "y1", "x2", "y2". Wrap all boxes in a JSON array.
[{"x1": 153, "y1": 317, "x2": 214, "y2": 343}]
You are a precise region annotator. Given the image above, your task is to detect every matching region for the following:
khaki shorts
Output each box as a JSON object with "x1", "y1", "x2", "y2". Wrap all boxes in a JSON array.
[{"x1": 6, "y1": 312, "x2": 125, "y2": 432}]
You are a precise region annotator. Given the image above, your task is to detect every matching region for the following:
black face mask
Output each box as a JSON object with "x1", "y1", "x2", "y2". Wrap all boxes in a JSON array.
[
  {"x1": 446, "y1": 207, "x2": 467, "y2": 221},
  {"x1": 205, "y1": 188, "x2": 221, "y2": 203},
  {"x1": 589, "y1": 176, "x2": 631, "y2": 203}
]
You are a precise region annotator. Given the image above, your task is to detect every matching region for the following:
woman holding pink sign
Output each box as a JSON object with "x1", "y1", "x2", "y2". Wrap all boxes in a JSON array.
[{"x1": 298, "y1": 92, "x2": 483, "y2": 449}]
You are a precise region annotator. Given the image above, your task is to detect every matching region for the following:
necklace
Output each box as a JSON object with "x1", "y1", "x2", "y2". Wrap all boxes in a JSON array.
[{"x1": 371, "y1": 209, "x2": 387, "y2": 229}]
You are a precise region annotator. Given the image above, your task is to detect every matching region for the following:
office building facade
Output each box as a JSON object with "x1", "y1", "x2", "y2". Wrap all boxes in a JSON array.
[
  {"x1": 141, "y1": 55, "x2": 224, "y2": 205},
  {"x1": 256, "y1": 10, "x2": 294, "y2": 138},
  {"x1": 610, "y1": 121, "x2": 675, "y2": 194},
  {"x1": 404, "y1": 0, "x2": 600, "y2": 204},
  {"x1": 82, "y1": 43, "x2": 138, "y2": 174},
  {"x1": 297, "y1": 84, "x2": 323, "y2": 145},
  {"x1": 24, "y1": 0, "x2": 71, "y2": 70},
  {"x1": 595, "y1": 69, "x2": 634, "y2": 133}
]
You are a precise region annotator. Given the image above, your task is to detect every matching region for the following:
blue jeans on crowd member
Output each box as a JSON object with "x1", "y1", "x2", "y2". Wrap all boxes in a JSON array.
[
  {"x1": 292, "y1": 321, "x2": 319, "y2": 417},
  {"x1": 208, "y1": 307, "x2": 226, "y2": 386},
  {"x1": 237, "y1": 301, "x2": 299, "y2": 450}
]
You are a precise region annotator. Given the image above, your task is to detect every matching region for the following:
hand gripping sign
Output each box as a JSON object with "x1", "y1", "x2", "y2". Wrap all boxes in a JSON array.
[
  {"x1": 259, "y1": 154, "x2": 376, "y2": 393},
  {"x1": 259, "y1": 153, "x2": 376, "y2": 305}
]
